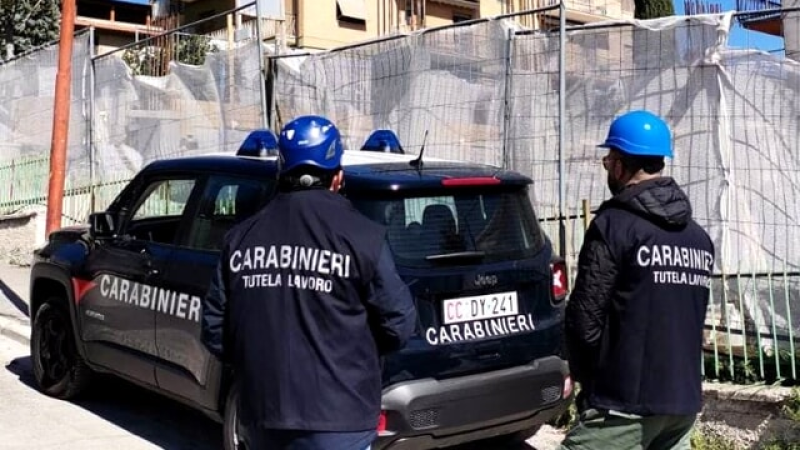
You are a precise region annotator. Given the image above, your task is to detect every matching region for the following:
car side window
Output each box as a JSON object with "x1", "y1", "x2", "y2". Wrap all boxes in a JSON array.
[
  {"x1": 125, "y1": 178, "x2": 197, "y2": 244},
  {"x1": 184, "y1": 176, "x2": 270, "y2": 251}
]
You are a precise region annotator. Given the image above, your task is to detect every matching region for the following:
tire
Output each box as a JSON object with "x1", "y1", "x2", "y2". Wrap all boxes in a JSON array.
[
  {"x1": 30, "y1": 299, "x2": 93, "y2": 400},
  {"x1": 223, "y1": 381, "x2": 247, "y2": 450}
]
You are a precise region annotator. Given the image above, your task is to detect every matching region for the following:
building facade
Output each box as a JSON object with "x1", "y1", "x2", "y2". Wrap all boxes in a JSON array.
[
  {"x1": 75, "y1": 0, "x2": 157, "y2": 55},
  {"x1": 149, "y1": 0, "x2": 635, "y2": 50}
]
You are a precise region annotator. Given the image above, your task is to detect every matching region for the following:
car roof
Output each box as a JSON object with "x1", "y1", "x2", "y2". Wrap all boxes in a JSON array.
[{"x1": 142, "y1": 150, "x2": 532, "y2": 190}]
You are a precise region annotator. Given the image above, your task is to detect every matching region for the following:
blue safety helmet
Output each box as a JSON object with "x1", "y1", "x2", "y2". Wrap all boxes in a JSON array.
[
  {"x1": 277, "y1": 115, "x2": 344, "y2": 173},
  {"x1": 598, "y1": 110, "x2": 673, "y2": 158}
]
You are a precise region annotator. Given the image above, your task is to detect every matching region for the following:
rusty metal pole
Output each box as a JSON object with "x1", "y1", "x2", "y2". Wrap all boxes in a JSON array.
[{"x1": 46, "y1": 0, "x2": 77, "y2": 235}]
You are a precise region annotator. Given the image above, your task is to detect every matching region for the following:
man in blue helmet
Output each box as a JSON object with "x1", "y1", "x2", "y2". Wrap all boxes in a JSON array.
[
  {"x1": 202, "y1": 115, "x2": 416, "y2": 450},
  {"x1": 560, "y1": 110, "x2": 715, "y2": 450}
]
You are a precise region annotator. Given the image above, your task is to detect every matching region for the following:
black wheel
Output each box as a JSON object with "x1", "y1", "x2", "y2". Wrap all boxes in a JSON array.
[
  {"x1": 30, "y1": 300, "x2": 93, "y2": 399},
  {"x1": 223, "y1": 381, "x2": 247, "y2": 450}
]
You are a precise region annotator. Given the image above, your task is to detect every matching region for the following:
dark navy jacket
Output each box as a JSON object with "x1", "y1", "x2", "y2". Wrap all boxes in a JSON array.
[
  {"x1": 202, "y1": 189, "x2": 416, "y2": 432},
  {"x1": 565, "y1": 177, "x2": 714, "y2": 416}
]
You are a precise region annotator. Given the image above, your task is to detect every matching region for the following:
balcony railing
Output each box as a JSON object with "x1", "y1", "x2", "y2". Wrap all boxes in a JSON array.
[
  {"x1": 737, "y1": 0, "x2": 782, "y2": 12},
  {"x1": 539, "y1": 0, "x2": 635, "y2": 21},
  {"x1": 202, "y1": 13, "x2": 297, "y2": 47},
  {"x1": 736, "y1": 0, "x2": 783, "y2": 35},
  {"x1": 736, "y1": 0, "x2": 783, "y2": 21}
]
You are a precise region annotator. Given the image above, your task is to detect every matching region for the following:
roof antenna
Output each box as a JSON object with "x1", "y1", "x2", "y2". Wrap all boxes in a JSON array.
[{"x1": 409, "y1": 130, "x2": 429, "y2": 170}]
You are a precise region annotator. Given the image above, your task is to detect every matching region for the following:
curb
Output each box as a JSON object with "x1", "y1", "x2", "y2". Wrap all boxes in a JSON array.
[{"x1": 0, "y1": 314, "x2": 30, "y2": 346}]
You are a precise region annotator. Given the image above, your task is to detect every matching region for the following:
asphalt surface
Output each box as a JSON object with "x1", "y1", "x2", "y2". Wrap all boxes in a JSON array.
[{"x1": 0, "y1": 335, "x2": 223, "y2": 449}]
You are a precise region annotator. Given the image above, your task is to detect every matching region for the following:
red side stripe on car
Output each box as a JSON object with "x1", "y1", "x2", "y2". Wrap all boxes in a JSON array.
[{"x1": 71, "y1": 278, "x2": 96, "y2": 305}]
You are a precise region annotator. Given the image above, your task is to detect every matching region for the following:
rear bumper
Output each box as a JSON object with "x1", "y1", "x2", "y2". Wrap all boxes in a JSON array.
[{"x1": 375, "y1": 356, "x2": 571, "y2": 450}]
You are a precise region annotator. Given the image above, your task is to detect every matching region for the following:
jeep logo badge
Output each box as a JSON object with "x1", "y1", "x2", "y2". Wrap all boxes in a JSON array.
[{"x1": 475, "y1": 274, "x2": 498, "y2": 287}]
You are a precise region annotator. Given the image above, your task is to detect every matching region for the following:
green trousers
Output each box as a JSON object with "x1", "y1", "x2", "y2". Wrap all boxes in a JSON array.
[{"x1": 559, "y1": 409, "x2": 697, "y2": 450}]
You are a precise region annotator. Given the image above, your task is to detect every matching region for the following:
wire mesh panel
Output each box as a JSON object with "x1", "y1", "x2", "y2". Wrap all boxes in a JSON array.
[
  {"x1": 90, "y1": 13, "x2": 267, "y2": 205},
  {"x1": 510, "y1": 17, "x2": 725, "y2": 264},
  {"x1": 0, "y1": 31, "x2": 91, "y2": 219},
  {"x1": 711, "y1": 11, "x2": 800, "y2": 376},
  {"x1": 271, "y1": 18, "x2": 514, "y2": 166}
]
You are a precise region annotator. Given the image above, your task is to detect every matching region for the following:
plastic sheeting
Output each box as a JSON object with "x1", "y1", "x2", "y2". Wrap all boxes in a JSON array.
[
  {"x1": 271, "y1": 13, "x2": 800, "y2": 351},
  {"x1": 0, "y1": 32, "x2": 91, "y2": 208},
  {"x1": 272, "y1": 13, "x2": 800, "y2": 276},
  {"x1": 90, "y1": 39, "x2": 265, "y2": 181}
]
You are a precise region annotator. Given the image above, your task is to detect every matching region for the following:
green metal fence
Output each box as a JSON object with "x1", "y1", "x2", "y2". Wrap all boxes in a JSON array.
[
  {"x1": 704, "y1": 270, "x2": 799, "y2": 385},
  {"x1": 0, "y1": 155, "x2": 131, "y2": 225},
  {"x1": 0, "y1": 156, "x2": 49, "y2": 214}
]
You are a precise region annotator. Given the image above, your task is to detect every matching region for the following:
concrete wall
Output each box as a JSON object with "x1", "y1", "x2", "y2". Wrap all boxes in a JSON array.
[{"x1": 0, "y1": 206, "x2": 46, "y2": 267}]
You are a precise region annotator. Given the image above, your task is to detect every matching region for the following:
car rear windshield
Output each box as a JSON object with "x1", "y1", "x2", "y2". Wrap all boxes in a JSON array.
[{"x1": 350, "y1": 187, "x2": 546, "y2": 267}]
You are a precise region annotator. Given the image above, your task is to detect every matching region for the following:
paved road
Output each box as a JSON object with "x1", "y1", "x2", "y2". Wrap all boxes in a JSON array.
[{"x1": 0, "y1": 336, "x2": 223, "y2": 450}]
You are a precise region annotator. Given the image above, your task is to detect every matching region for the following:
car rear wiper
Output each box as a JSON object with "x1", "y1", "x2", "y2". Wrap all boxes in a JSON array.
[{"x1": 425, "y1": 251, "x2": 486, "y2": 263}]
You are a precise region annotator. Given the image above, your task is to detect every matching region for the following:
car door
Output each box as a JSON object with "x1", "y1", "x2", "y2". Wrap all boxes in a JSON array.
[
  {"x1": 80, "y1": 175, "x2": 199, "y2": 386},
  {"x1": 154, "y1": 174, "x2": 273, "y2": 409}
]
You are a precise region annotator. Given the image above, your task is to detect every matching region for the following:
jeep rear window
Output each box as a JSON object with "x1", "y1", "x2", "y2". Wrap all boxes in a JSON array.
[{"x1": 350, "y1": 187, "x2": 545, "y2": 266}]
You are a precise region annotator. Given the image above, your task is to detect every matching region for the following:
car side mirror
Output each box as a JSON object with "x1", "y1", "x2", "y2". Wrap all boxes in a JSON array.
[{"x1": 89, "y1": 212, "x2": 117, "y2": 239}]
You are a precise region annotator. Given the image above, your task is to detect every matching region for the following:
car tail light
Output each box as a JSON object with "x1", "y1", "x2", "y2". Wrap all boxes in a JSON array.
[
  {"x1": 563, "y1": 374, "x2": 574, "y2": 399},
  {"x1": 551, "y1": 259, "x2": 568, "y2": 302},
  {"x1": 377, "y1": 410, "x2": 387, "y2": 433},
  {"x1": 441, "y1": 177, "x2": 501, "y2": 187}
]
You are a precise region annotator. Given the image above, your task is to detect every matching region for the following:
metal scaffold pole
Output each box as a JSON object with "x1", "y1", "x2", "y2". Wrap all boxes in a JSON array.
[
  {"x1": 558, "y1": 0, "x2": 567, "y2": 258},
  {"x1": 255, "y1": 0, "x2": 269, "y2": 130}
]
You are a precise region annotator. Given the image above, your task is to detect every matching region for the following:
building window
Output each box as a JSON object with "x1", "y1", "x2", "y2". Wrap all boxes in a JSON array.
[
  {"x1": 337, "y1": 0, "x2": 367, "y2": 25},
  {"x1": 453, "y1": 13, "x2": 473, "y2": 23}
]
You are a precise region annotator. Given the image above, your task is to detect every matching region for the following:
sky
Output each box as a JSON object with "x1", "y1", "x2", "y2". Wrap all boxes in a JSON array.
[{"x1": 674, "y1": 0, "x2": 786, "y2": 54}]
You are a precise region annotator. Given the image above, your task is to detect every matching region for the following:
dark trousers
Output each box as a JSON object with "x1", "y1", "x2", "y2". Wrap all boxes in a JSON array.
[{"x1": 244, "y1": 428, "x2": 376, "y2": 450}]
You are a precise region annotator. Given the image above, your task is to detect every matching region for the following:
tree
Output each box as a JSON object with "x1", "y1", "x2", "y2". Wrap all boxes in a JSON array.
[
  {"x1": 0, "y1": 0, "x2": 61, "y2": 60},
  {"x1": 634, "y1": 0, "x2": 675, "y2": 19},
  {"x1": 122, "y1": 35, "x2": 219, "y2": 77}
]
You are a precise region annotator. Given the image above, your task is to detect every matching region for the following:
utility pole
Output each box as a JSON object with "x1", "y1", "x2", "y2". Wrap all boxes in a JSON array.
[{"x1": 46, "y1": 0, "x2": 76, "y2": 235}]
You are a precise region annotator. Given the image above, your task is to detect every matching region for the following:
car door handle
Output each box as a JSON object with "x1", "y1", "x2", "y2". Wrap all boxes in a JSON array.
[
  {"x1": 140, "y1": 251, "x2": 160, "y2": 277},
  {"x1": 144, "y1": 260, "x2": 159, "y2": 277}
]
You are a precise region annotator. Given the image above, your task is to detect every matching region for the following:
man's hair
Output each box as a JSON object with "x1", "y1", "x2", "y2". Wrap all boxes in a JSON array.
[
  {"x1": 278, "y1": 165, "x2": 341, "y2": 191},
  {"x1": 618, "y1": 152, "x2": 665, "y2": 175}
]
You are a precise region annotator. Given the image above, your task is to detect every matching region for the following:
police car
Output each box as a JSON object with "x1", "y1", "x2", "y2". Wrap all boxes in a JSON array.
[{"x1": 29, "y1": 129, "x2": 572, "y2": 449}]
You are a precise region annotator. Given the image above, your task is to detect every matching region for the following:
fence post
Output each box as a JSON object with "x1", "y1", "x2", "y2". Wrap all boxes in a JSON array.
[
  {"x1": 255, "y1": 0, "x2": 269, "y2": 130},
  {"x1": 501, "y1": 26, "x2": 514, "y2": 170},
  {"x1": 557, "y1": 0, "x2": 567, "y2": 258},
  {"x1": 89, "y1": 27, "x2": 96, "y2": 213}
]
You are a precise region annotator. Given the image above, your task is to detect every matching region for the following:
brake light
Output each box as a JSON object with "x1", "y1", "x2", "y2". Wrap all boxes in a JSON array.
[
  {"x1": 377, "y1": 410, "x2": 387, "y2": 433},
  {"x1": 551, "y1": 260, "x2": 568, "y2": 302},
  {"x1": 563, "y1": 375, "x2": 574, "y2": 399},
  {"x1": 441, "y1": 177, "x2": 501, "y2": 186}
]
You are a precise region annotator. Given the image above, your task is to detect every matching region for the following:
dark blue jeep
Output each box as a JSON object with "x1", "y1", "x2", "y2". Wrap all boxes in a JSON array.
[{"x1": 29, "y1": 130, "x2": 572, "y2": 449}]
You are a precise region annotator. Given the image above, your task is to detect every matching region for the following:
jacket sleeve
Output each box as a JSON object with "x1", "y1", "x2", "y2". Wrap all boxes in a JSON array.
[
  {"x1": 565, "y1": 222, "x2": 618, "y2": 385},
  {"x1": 202, "y1": 257, "x2": 229, "y2": 362},
  {"x1": 364, "y1": 241, "x2": 417, "y2": 355}
]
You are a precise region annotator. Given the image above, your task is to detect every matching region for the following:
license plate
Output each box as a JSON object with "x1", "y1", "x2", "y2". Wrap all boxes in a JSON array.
[{"x1": 442, "y1": 291, "x2": 519, "y2": 325}]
